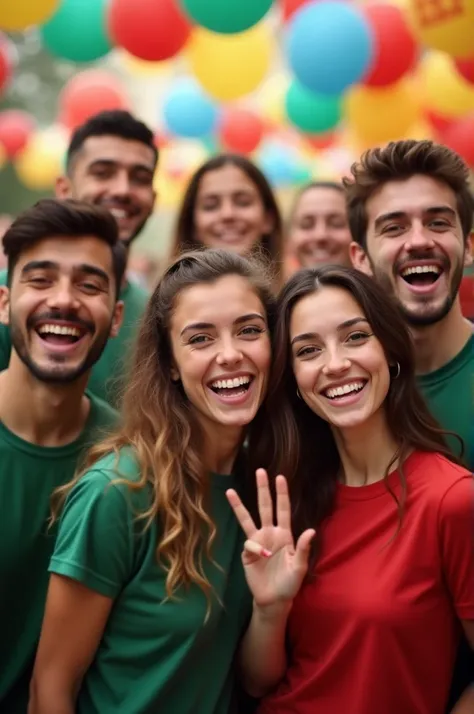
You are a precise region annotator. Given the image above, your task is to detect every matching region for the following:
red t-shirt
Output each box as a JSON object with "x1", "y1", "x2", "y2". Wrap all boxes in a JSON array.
[{"x1": 258, "y1": 451, "x2": 474, "y2": 714}]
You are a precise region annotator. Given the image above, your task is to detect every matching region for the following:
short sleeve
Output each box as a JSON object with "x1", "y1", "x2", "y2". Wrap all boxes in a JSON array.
[
  {"x1": 49, "y1": 469, "x2": 135, "y2": 598},
  {"x1": 439, "y1": 476, "x2": 474, "y2": 619}
]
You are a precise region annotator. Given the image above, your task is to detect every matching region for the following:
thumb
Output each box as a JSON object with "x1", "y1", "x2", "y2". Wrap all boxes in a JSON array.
[{"x1": 294, "y1": 529, "x2": 316, "y2": 570}]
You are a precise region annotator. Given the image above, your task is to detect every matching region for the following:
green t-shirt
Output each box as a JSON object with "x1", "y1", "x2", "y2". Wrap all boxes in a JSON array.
[
  {"x1": 418, "y1": 334, "x2": 474, "y2": 470},
  {"x1": 49, "y1": 450, "x2": 252, "y2": 714},
  {"x1": 0, "y1": 394, "x2": 117, "y2": 714},
  {"x1": 0, "y1": 269, "x2": 148, "y2": 406}
]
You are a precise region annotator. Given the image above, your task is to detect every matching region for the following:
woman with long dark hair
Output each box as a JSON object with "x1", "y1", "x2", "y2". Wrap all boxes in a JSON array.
[
  {"x1": 171, "y1": 154, "x2": 284, "y2": 286},
  {"x1": 227, "y1": 265, "x2": 474, "y2": 714},
  {"x1": 29, "y1": 249, "x2": 275, "y2": 714}
]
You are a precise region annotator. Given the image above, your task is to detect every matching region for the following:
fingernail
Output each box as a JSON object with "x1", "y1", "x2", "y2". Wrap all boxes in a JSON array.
[{"x1": 261, "y1": 548, "x2": 272, "y2": 558}]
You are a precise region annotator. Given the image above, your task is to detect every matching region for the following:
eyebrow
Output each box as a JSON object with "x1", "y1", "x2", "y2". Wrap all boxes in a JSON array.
[
  {"x1": 291, "y1": 317, "x2": 370, "y2": 346},
  {"x1": 374, "y1": 205, "x2": 457, "y2": 231},
  {"x1": 87, "y1": 158, "x2": 154, "y2": 174},
  {"x1": 180, "y1": 313, "x2": 265, "y2": 336},
  {"x1": 21, "y1": 260, "x2": 110, "y2": 285}
]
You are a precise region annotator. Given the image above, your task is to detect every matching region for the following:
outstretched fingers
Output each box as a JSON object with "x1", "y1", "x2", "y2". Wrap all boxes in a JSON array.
[
  {"x1": 256, "y1": 468, "x2": 274, "y2": 528},
  {"x1": 294, "y1": 529, "x2": 316, "y2": 570},
  {"x1": 226, "y1": 489, "x2": 257, "y2": 539},
  {"x1": 275, "y1": 475, "x2": 292, "y2": 532}
]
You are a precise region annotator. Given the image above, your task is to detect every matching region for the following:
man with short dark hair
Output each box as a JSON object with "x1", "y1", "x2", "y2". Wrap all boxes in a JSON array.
[
  {"x1": 0, "y1": 110, "x2": 158, "y2": 405},
  {"x1": 0, "y1": 198, "x2": 125, "y2": 713}
]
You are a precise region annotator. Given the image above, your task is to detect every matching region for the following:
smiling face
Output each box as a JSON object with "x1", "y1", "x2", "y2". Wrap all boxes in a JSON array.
[
  {"x1": 169, "y1": 274, "x2": 271, "y2": 435},
  {"x1": 290, "y1": 186, "x2": 351, "y2": 268},
  {"x1": 351, "y1": 175, "x2": 471, "y2": 327},
  {"x1": 290, "y1": 285, "x2": 390, "y2": 432},
  {"x1": 56, "y1": 135, "x2": 156, "y2": 245},
  {"x1": 0, "y1": 236, "x2": 123, "y2": 384},
  {"x1": 193, "y1": 164, "x2": 274, "y2": 255}
]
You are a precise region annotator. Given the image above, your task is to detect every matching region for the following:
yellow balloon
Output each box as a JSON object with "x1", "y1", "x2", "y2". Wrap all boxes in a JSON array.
[
  {"x1": 345, "y1": 80, "x2": 421, "y2": 145},
  {"x1": 153, "y1": 172, "x2": 184, "y2": 209},
  {"x1": 256, "y1": 72, "x2": 290, "y2": 127},
  {"x1": 187, "y1": 24, "x2": 273, "y2": 102},
  {"x1": 0, "y1": 0, "x2": 59, "y2": 31},
  {"x1": 15, "y1": 127, "x2": 67, "y2": 191},
  {"x1": 407, "y1": 0, "x2": 474, "y2": 58},
  {"x1": 418, "y1": 50, "x2": 474, "y2": 118}
]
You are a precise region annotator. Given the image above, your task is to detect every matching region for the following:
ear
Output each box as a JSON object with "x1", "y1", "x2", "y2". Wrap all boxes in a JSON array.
[
  {"x1": 463, "y1": 233, "x2": 473, "y2": 267},
  {"x1": 0, "y1": 285, "x2": 10, "y2": 326},
  {"x1": 350, "y1": 241, "x2": 373, "y2": 276},
  {"x1": 55, "y1": 175, "x2": 73, "y2": 199},
  {"x1": 170, "y1": 363, "x2": 180, "y2": 382},
  {"x1": 109, "y1": 301, "x2": 124, "y2": 339}
]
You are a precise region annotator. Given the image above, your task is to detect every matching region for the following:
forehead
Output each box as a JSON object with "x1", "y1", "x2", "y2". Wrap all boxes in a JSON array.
[
  {"x1": 366, "y1": 175, "x2": 458, "y2": 224},
  {"x1": 197, "y1": 165, "x2": 259, "y2": 197},
  {"x1": 171, "y1": 274, "x2": 264, "y2": 328},
  {"x1": 14, "y1": 236, "x2": 113, "y2": 275},
  {"x1": 73, "y1": 135, "x2": 156, "y2": 172},
  {"x1": 296, "y1": 187, "x2": 346, "y2": 216},
  {"x1": 290, "y1": 286, "x2": 364, "y2": 334}
]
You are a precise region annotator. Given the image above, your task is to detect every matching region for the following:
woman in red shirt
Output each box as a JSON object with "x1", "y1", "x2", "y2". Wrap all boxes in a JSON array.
[{"x1": 227, "y1": 265, "x2": 474, "y2": 714}]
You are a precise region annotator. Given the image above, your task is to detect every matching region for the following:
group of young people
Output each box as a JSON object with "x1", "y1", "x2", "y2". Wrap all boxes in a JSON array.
[{"x1": 0, "y1": 109, "x2": 472, "y2": 714}]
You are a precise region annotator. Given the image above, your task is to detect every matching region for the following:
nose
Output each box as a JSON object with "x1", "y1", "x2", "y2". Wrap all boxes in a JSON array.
[
  {"x1": 46, "y1": 278, "x2": 79, "y2": 311},
  {"x1": 216, "y1": 336, "x2": 243, "y2": 366},
  {"x1": 404, "y1": 223, "x2": 436, "y2": 252},
  {"x1": 219, "y1": 199, "x2": 238, "y2": 221},
  {"x1": 321, "y1": 345, "x2": 351, "y2": 376},
  {"x1": 108, "y1": 170, "x2": 132, "y2": 198},
  {"x1": 305, "y1": 223, "x2": 330, "y2": 245}
]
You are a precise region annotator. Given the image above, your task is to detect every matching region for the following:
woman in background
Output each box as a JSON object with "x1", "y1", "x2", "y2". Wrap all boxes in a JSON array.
[{"x1": 171, "y1": 154, "x2": 284, "y2": 286}]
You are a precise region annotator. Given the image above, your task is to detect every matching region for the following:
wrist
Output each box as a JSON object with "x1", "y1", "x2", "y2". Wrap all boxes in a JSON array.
[{"x1": 253, "y1": 599, "x2": 293, "y2": 623}]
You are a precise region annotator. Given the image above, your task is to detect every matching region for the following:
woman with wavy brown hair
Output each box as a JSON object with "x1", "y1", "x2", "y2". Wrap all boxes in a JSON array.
[
  {"x1": 29, "y1": 249, "x2": 275, "y2": 714},
  {"x1": 225, "y1": 265, "x2": 474, "y2": 714}
]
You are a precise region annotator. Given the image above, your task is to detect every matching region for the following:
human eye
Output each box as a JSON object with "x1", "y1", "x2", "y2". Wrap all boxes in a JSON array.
[
  {"x1": 188, "y1": 334, "x2": 212, "y2": 345},
  {"x1": 28, "y1": 275, "x2": 50, "y2": 287},
  {"x1": 429, "y1": 219, "x2": 450, "y2": 230},
  {"x1": 382, "y1": 223, "x2": 404, "y2": 235},
  {"x1": 240, "y1": 325, "x2": 265, "y2": 338},
  {"x1": 79, "y1": 281, "x2": 103, "y2": 294},
  {"x1": 346, "y1": 331, "x2": 372, "y2": 344},
  {"x1": 295, "y1": 345, "x2": 320, "y2": 358}
]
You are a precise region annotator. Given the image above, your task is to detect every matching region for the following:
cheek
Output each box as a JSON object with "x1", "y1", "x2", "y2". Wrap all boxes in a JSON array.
[{"x1": 292, "y1": 360, "x2": 317, "y2": 392}]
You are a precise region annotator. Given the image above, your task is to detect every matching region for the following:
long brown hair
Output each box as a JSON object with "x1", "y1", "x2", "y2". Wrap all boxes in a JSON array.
[
  {"x1": 171, "y1": 154, "x2": 284, "y2": 285},
  {"x1": 251, "y1": 265, "x2": 464, "y2": 549},
  {"x1": 52, "y1": 249, "x2": 276, "y2": 602}
]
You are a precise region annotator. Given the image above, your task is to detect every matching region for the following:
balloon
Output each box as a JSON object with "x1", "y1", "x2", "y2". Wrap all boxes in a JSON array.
[
  {"x1": 108, "y1": 0, "x2": 191, "y2": 62},
  {"x1": 258, "y1": 140, "x2": 301, "y2": 186},
  {"x1": 346, "y1": 80, "x2": 420, "y2": 144},
  {"x1": 285, "y1": 80, "x2": 342, "y2": 134},
  {"x1": 304, "y1": 133, "x2": 336, "y2": 151},
  {"x1": 442, "y1": 114, "x2": 474, "y2": 166},
  {"x1": 362, "y1": 4, "x2": 418, "y2": 87},
  {"x1": 455, "y1": 57, "x2": 474, "y2": 84},
  {"x1": 0, "y1": 0, "x2": 59, "y2": 31},
  {"x1": 59, "y1": 70, "x2": 129, "y2": 130},
  {"x1": 40, "y1": 0, "x2": 111, "y2": 63},
  {"x1": 219, "y1": 108, "x2": 265, "y2": 154},
  {"x1": 256, "y1": 72, "x2": 290, "y2": 127},
  {"x1": 0, "y1": 33, "x2": 15, "y2": 95},
  {"x1": 188, "y1": 24, "x2": 272, "y2": 101},
  {"x1": 179, "y1": 0, "x2": 272, "y2": 33},
  {"x1": 0, "y1": 110, "x2": 36, "y2": 158},
  {"x1": 408, "y1": 0, "x2": 474, "y2": 58},
  {"x1": 419, "y1": 51, "x2": 474, "y2": 119},
  {"x1": 15, "y1": 127, "x2": 68, "y2": 190},
  {"x1": 163, "y1": 78, "x2": 219, "y2": 138},
  {"x1": 287, "y1": 1, "x2": 374, "y2": 96},
  {"x1": 281, "y1": 0, "x2": 312, "y2": 22}
]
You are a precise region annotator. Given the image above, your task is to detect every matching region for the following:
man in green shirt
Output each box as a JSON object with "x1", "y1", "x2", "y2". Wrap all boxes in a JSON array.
[
  {"x1": 344, "y1": 138, "x2": 474, "y2": 712},
  {"x1": 0, "y1": 198, "x2": 125, "y2": 713},
  {"x1": 0, "y1": 110, "x2": 158, "y2": 405}
]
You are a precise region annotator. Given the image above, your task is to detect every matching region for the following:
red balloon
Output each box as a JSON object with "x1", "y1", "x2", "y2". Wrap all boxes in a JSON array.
[
  {"x1": 455, "y1": 57, "x2": 474, "y2": 85},
  {"x1": 442, "y1": 114, "x2": 474, "y2": 167},
  {"x1": 281, "y1": 0, "x2": 313, "y2": 21},
  {"x1": 108, "y1": 0, "x2": 191, "y2": 62},
  {"x1": 59, "y1": 70, "x2": 129, "y2": 130},
  {"x1": 362, "y1": 4, "x2": 418, "y2": 87},
  {"x1": 306, "y1": 133, "x2": 335, "y2": 151},
  {"x1": 424, "y1": 109, "x2": 454, "y2": 140},
  {"x1": 219, "y1": 109, "x2": 265, "y2": 154},
  {"x1": 0, "y1": 33, "x2": 16, "y2": 95},
  {"x1": 0, "y1": 110, "x2": 36, "y2": 158}
]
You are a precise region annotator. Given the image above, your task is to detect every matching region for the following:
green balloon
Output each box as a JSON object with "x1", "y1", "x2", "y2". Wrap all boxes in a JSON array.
[
  {"x1": 285, "y1": 81, "x2": 342, "y2": 135},
  {"x1": 41, "y1": 0, "x2": 111, "y2": 63},
  {"x1": 179, "y1": 0, "x2": 273, "y2": 34}
]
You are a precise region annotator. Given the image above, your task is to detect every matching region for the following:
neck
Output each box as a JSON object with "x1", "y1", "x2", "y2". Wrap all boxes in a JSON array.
[
  {"x1": 0, "y1": 353, "x2": 91, "y2": 447},
  {"x1": 201, "y1": 421, "x2": 243, "y2": 475},
  {"x1": 410, "y1": 301, "x2": 472, "y2": 375},
  {"x1": 334, "y1": 409, "x2": 401, "y2": 487}
]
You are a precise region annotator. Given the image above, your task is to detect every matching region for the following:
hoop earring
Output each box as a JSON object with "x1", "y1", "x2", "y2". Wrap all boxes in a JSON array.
[
  {"x1": 296, "y1": 388, "x2": 302, "y2": 399},
  {"x1": 391, "y1": 362, "x2": 400, "y2": 379}
]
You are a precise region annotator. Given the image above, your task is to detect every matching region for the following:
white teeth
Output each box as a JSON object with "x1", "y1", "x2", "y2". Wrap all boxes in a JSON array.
[
  {"x1": 401, "y1": 265, "x2": 441, "y2": 277},
  {"x1": 211, "y1": 375, "x2": 251, "y2": 389},
  {"x1": 325, "y1": 382, "x2": 365, "y2": 399},
  {"x1": 110, "y1": 209, "x2": 128, "y2": 220},
  {"x1": 37, "y1": 324, "x2": 81, "y2": 337}
]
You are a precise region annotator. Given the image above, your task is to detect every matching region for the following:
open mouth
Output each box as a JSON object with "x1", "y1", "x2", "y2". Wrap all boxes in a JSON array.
[
  {"x1": 35, "y1": 323, "x2": 87, "y2": 346},
  {"x1": 209, "y1": 375, "x2": 254, "y2": 398},
  {"x1": 322, "y1": 380, "x2": 367, "y2": 401},
  {"x1": 400, "y1": 264, "x2": 442, "y2": 288}
]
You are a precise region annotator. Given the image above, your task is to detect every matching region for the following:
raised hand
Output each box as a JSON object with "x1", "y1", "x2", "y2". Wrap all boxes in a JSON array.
[{"x1": 226, "y1": 468, "x2": 315, "y2": 609}]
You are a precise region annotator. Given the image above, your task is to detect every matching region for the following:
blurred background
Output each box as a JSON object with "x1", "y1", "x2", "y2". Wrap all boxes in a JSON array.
[{"x1": 0, "y1": 0, "x2": 473, "y2": 273}]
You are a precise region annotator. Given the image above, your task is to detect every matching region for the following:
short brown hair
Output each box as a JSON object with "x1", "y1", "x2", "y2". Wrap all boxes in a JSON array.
[
  {"x1": 3, "y1": 198, "x2": 127, "y2": 298},
  {"x1": 343, "y1": 140, "x2": 474, "y2": 249}
]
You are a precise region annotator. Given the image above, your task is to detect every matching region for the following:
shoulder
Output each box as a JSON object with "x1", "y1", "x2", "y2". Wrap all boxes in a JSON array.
[
  {"x1": 74, "y1": 448, "x2": 148, "y2": 507},
  {"x1": 87, "y1": 392, "x2": 120, "y2": 429},
  {"x1": 410, "y1": 451, "x2": 473, "y2": 515}
]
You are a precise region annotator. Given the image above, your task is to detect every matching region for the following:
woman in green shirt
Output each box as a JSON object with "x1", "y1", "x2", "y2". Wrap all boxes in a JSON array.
[{"x1": 29, "y1": 249, "x2": 275, "y2": 714}]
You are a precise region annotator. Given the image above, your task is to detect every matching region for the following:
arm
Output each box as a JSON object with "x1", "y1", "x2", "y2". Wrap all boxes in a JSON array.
[{"x1": 29, "y1": 576, "x2": 113, "y2": 714}]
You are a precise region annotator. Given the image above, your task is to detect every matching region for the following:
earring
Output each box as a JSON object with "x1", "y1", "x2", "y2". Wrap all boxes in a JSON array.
[
  {"x1": 296, "y1": 388, "x2": 302, "y2": 399},
  {"x1": 391, "y1": 362, "x2": 401, "y2": 379}
]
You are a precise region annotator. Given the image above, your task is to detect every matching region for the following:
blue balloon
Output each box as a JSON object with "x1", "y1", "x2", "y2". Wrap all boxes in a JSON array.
[
  {"x1": 287, "y1": 1, "x2": 374, "y2": 96},
  {"x1": 258, "y1": 141, "x2": 300, "y2": 187},
  {"x1": 163, "y1": 80, "x2": 219, "y2": 139}
]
